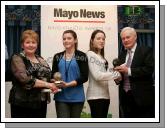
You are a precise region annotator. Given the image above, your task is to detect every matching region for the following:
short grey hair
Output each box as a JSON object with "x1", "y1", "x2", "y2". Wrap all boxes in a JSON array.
[{"x1": 120, "y1": 27, "x2": 137, "y2": 38}]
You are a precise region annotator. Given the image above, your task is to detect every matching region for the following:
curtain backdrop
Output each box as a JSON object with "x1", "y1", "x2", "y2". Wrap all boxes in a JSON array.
[{"x1": 5, "y1": 5, "x2": 40, "y2": 81}]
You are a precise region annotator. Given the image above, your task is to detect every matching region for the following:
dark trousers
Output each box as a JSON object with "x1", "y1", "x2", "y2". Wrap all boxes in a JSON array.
[
  {"x1": 55, "y1": 101, "x2": 84, "y2": 118},
  {"x1": 119, "y1": 90, "x2": 155, "y2": 118},
  {"x1": 10, "y1": 101, "x2": 47, "y2": 118},
  {"x1": 88, "y1": 99, "x2": 110, "y2": 118}
]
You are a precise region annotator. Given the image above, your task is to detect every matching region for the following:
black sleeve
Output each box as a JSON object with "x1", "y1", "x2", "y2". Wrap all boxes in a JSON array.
[
  {"x1": 76, "y1": 52, "x2": 89, "y2": 85},
  {"x1": 51, "y1": 54, "x2": 59, "y2": 78}
]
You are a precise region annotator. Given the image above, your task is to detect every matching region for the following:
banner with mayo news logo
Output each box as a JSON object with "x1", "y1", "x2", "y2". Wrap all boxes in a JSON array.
[{"x1": 41, "y1": 5, "x2": 119, "y2": 117}]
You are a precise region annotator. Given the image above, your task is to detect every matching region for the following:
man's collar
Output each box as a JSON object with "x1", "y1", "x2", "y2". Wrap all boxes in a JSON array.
[{"x1": 126, "y1": 43, "x2": 137, "y2": 52}]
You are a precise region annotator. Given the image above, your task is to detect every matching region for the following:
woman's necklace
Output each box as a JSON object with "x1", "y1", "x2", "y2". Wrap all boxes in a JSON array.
[{"x1": 64, "y1": 52, "x2": 74, "y2": 81}]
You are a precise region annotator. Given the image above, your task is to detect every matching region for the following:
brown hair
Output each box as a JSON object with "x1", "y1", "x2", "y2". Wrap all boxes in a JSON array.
[
  {"x1": 62, "y1": 30, "x2": 78, "y2": 50},
  {"x1": 20, "y1": 29, "x2": 39, "y2": 45},
  {"x1": 89, "y1": 30, "x2": 106, "y2": 58}
]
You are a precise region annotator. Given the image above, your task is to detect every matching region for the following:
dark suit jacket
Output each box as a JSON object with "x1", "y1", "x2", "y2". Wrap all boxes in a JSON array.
[{"x1": 118, "y1": 45, "x2": 155, "y2": 107}]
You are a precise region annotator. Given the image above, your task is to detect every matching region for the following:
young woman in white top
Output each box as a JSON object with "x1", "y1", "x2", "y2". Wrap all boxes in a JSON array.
[{"x1": 86, "y1": 30, "x2": 120, "y2": 118}]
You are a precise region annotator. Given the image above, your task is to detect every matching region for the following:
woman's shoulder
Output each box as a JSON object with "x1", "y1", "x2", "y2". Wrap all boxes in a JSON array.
[
  {"x1": 86, "y1": 50, "x2": 96, "y2": 57},
  {"x1": 52, "y1": 51, "x2": 65, "y2": 63},
  {"x1": 53, "y1": 51, "x2": 65, "y2": 57},
  {"x1": 75, "y1": 50, "x2": 86, "y2": 56},
  {"x1": 11, "y1": 52, "x2": 26, "y2": 60},
  {"x1": 12, "y1": 53, "x2": 20, "y2": 57},
  {"x1": 11, "y1": 54, "x2": 21, "y2": 61},
  {"x1": 10, "y1": 53, "x2": 28, "y2": 66}
]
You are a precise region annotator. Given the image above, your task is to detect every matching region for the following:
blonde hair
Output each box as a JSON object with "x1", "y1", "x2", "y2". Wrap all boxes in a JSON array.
[{"x1": 21, "y1": 30, "x2": 39, "y2": 45}]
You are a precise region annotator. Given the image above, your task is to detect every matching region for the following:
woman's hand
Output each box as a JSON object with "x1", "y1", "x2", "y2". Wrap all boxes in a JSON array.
[
  {"x1": 50, "y1": 79, "x2": 56, "y2": 83},
  {"x1": 57, "y1": 80, "x2": 77, "y2": 88},
  {"x1": 47, "y1": 83, "x2": 60, "y2": 93},
  {"x1": 58, "y1": 81, "x2": 68, "y2": 88}
]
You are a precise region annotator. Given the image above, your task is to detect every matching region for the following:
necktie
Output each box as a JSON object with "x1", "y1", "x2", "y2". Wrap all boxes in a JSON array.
[
  {"x1": 123, "y1": 50, "x2": 132, "y2": 92},
  {"x1": 126, "y1": 50, "x2": 132, "y2": 67}
]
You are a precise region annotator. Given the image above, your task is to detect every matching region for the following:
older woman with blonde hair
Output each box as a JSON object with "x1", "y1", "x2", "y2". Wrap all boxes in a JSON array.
[{"x1": 8, "y1": 29, "x2": 59, "y2": 118}]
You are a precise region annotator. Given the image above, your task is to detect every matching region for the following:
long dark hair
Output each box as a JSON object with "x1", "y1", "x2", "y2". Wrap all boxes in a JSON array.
[
  {"x1": 89, "y1": 30, "x2": 106, "y2": 58},
  {"x1": 89, "y1": 30, "x2": 108, "y2": 70},
  {"x1": 63, "y1": 30, "x2": 78, "y2": 50}
]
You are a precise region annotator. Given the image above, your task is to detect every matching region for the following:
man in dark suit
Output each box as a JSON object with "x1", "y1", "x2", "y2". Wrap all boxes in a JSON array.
[{"x1": 114, "y1": 27, "x2": 155, "y2": 118}]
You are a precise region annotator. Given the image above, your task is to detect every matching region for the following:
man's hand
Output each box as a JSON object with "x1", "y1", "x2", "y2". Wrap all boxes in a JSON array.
[{"x1": 114, "y1": 64, "x2": 128, "y2": 74}]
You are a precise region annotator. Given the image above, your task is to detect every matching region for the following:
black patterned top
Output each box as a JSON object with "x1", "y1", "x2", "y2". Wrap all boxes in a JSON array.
[{"x1": 8, "y1": 52, "x2": 51, "y2": 109}]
